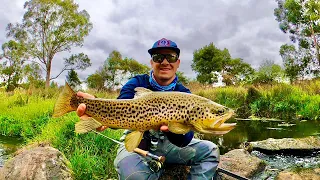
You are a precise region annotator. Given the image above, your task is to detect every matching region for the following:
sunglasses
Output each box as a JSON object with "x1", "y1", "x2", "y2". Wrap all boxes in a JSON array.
[{"x1": 152, "y1": 54, "x2": 179, "y2": 63}]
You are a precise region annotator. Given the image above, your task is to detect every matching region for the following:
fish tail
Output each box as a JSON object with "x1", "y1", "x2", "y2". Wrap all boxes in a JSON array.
[{"x1": 52, "y1": 82, "x2": 78, "y2": 118}]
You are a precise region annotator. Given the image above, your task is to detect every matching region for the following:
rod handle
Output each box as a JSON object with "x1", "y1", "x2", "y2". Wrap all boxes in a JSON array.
[{"x1": 134, "y1": 148, "x2": 148, "y2": 156}]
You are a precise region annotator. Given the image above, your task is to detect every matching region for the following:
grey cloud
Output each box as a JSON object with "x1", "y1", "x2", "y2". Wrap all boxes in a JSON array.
[
  {"x1": 233, "y1": 43, "x2": 252, "y2": 59},
  {"x1": 86, "y1": 39, "x2": 116, "y2": 54},
  {"x1": 1, "y1": 0, "x2": 292, "y2": 86},
  {"x1": 257, "y1": 30, "x2": 289, "y2": 43}
]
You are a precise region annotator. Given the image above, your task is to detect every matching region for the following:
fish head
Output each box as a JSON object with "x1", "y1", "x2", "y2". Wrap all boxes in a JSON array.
[
  {"x1": 206, "y1": 101, "x2": 235, "y2": 123},
  {"x1": 191, "y1": 100, "x2": 235, "y2": 132}
]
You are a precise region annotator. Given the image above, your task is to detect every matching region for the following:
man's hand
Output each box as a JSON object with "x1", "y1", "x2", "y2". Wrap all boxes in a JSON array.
[
  {"x1": 76, "y1": 92, "x2": 108, "y2": 132},
  {"x1": 160, "y1": 125, "x2": 169, "y2": 132}
]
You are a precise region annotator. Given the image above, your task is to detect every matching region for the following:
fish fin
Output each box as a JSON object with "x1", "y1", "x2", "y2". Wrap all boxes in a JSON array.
[
  {"x1": 125, "y1": 131, "x2": 144, "y2": 152},
  {"x1": 192, "y1": 121, "x2": 236, "y2": 135},
  {"x1": 213, "y1": 123, "x2": 237, "y2": 131},
  {"x1": 134, "y1": 87, "x2": 153, "y2": 99},
  {"x1": 75, "y1": 117, "x2": 102, "y2": 134},
  {"x1": 205, "y1": 123, "x2": 237, "y2": 135},
  {"x1": 192, "y1": 122, "x2": 205, "y2": 133},
  {"x1": 52, "y1": 82, "x2": 77, "y2": 118},
  {"x1": 168, "y1": 122, "x2": 191, "y2": 134}
]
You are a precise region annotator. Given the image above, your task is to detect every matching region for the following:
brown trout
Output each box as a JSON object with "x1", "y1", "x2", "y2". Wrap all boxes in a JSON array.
[{"x1": 52, "y1": 82, "x2": 236, "y2": 152}]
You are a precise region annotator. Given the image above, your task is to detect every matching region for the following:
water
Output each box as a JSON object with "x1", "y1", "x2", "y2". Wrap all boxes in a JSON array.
[
  {"x1": 205, "y1": 119, "x2": 320, "y2": 179},
  {"x1": 0, "y1": 135, "x2": 24, "y2": 167},
  {"x1": 205, "y1": 119, "x2": 320, "y2": 154},
  {"x1": 251, "y1": 150, "x2": 320, "y2": 179}
]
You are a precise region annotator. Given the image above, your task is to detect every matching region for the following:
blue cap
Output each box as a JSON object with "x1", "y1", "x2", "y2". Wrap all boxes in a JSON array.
[{"x1": 148, "y1": 38, "x2": 180, "y2": 57}]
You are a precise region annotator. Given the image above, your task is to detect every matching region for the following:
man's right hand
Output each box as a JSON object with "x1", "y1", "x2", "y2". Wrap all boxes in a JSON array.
[{"x1": 76, "y1": 92, "x2": 108, "y2": 132}]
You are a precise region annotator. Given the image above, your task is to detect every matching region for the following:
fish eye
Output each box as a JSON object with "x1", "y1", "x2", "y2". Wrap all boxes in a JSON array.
[{"x1": 218, "y1": 109, "x2": 225, "y2": 114}]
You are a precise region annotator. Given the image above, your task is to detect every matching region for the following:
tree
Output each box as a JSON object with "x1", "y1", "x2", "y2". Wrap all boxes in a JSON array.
[
  {"x1": 66, "y1": 69, "x2": 81, "y2": 88},
  {"x1": 86, "y1": 50, "x2": 151, "y2": 90},
  {"x1": 191, "y1": 42, "x2": 254, "y2": 85},
  {"x1": 279, "y1": 44, "x2": 312, "y2": 82},
  {"x1": 23, "y1": 62, "x2": 44, "y2": 88},
  {"x1": 222, "y1": 58, "x2": 255, "y2": 85},
  {"x1": 176, "y1": 71, "x2": 190, "y2": 85},
  {"x1": 0, "y1": 40, "x2": 27, "y2": 91},
  {"x1": 6, "y1": 0, "x2": 93, "y2": 89},
  {"x1": 252, "y1": 60, "x2": 285, "y2": 84},
  {"x1": 86, "y1": 72, "x2": 106, "y2": 90},
  {"x1": 122, "y1": 57, "x2": 150, "y2": 79},
  {"x1": 191, "y1": 43, "x2": 228, "y2": 84},
  {"x1": 274, "y1": 0, "x2": 320, "y2": 68},
  {"x1": 103, "y1": 50, "x2": 123, "y2": 87}
]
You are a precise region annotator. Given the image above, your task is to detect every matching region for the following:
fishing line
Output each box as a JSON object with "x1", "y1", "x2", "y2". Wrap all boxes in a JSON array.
[{"x1": 91, "y1": 130, "x2": 124, "y2": 145}]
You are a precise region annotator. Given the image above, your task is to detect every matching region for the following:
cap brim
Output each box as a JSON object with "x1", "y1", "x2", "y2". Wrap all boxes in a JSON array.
[{"x1": 148, "y1": 47, "x2": 180, "y2": 56}]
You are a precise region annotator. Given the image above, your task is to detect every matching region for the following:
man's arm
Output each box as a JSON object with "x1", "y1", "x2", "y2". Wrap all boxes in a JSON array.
[{"x1": 117, "y1": 78, "x2": 139, "y2": 99}]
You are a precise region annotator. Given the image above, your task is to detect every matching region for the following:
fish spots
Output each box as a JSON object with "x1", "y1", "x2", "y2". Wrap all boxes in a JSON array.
[{"x1": 72, "y1": 91, "x2": 232, "y2": 132}]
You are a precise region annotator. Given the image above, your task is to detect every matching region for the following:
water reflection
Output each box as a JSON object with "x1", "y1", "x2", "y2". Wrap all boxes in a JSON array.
[{"x1": 0, "y1": 135, "x2": 23, "y2": 167}]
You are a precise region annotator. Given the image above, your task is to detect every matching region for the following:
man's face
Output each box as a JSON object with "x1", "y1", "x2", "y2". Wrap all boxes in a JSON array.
[{"x1": 150, "y1": 49, "x2": 180, "y2": 83}]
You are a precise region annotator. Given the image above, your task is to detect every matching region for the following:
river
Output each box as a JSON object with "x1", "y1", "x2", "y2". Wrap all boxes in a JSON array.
[
  {"x1": 204, "y1": 118, "x2": 320, "y2": 154},
  {"x1": 0, "y1": 119, "x2": 319, "y2": 178},
  {"x1": 204, "y1": 119, "x2": 320, "y2": 179},
  {"x1": 0, "y1": 135, "x2": 24, "y2": 167}
]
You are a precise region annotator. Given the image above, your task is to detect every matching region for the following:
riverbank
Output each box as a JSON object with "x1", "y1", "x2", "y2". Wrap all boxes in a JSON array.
[{"x1": 1, "y1": 80, "x2": 320, "y2": 179}]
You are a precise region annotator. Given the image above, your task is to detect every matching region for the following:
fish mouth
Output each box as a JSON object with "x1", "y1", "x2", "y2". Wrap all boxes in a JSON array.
[{"x1": 212, "y1": 110, "x2": 235, "y2": 128}]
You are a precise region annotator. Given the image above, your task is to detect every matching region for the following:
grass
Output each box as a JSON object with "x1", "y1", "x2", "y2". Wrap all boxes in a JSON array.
[
  {"x1": 29, "y1": 114, "x2": 123, "y2": 179},
  {"x1": 1, "y1": 80, "x2": 320, "y2": 179},
  {"x1": 189, "y1": 81, "x2": 320, "y2": 121},
  {"x1": 0, "y1": 87, "x2": 123, "y2": 179}
]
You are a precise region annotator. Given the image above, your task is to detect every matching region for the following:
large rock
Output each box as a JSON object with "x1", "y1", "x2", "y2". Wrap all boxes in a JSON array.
[
  {"x1": 249, "y1": 136, "x2": 320, "y2": 154},
  {"x1": 160, "y1": 149, "x2": 266, "y2": 180},
  {"x1": 0, "y1": 143, "x2": 73, "y2": 180},
  {"x1": 218, "y1": 149, "x2": 266, "y2": 180},
  {"x1": 276, "y1": 168, "x2": 320, "y2": 180}
]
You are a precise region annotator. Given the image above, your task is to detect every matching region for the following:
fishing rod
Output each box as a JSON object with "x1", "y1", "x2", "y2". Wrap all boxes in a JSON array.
[
  {"x1": 215, "y1": 168, "x2": 250, "y2": 180},
  {"x1": 92, "y1": 130, "x2": 250, "y2": 179},
  {"x1": 91, "y1": 130, "x2": 165, "y2": 172}
]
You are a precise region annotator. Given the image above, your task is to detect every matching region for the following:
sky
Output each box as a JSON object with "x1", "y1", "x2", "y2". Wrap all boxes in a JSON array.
[{"x1": 0, "y1": 0, "x2": 292, "y2": 86}]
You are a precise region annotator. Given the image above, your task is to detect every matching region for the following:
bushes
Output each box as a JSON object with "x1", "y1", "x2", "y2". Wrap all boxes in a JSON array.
[{"x1": 194, "y1": 82, "x2": 320, "y2": 121}]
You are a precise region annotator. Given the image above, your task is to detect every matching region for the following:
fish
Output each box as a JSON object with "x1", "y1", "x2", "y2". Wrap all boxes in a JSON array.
[{"x1": 52, "y1": 82, "x2": 236, "y2": 152}]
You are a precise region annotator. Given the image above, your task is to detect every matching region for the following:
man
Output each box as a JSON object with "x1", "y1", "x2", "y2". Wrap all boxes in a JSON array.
[{"x1": 76, "y1": 38, "x2": 220, "y2": 180}]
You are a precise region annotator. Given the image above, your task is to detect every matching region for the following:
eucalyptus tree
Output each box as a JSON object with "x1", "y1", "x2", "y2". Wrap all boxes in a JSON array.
[{"x1": 6, "y1": 0, "x2": 93, "y2": 89}]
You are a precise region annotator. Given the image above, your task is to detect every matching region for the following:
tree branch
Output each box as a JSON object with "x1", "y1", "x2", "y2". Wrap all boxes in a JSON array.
[
  {"x1": 25, "y1": 59, "x2": 47, "y2": 72},
  {"x1": 49, "y1": 66, "x2": 71, "y2": 80}
]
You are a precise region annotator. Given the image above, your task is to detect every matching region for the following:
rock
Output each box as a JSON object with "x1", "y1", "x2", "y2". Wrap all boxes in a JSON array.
[
  {"x1": 217, "y1": 149, "x2": 266, "y2": 180},
  {"x1": 276, "y1": 168, "x2": 320, "y2": 180},
  {"x1": 0, "y1": 143, "x2": 73, "y2": 180},
  {"x1": 160, "y1": 149, "x2": 266, "y2": 180},
  {"x1": 249, "y1": 136, "x2": 320, "y2": 154}
]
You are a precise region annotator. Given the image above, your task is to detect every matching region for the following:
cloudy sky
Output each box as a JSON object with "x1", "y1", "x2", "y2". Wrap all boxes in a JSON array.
[{"x1": 0, "y1": 0, "x2": 292, "y2": 86}]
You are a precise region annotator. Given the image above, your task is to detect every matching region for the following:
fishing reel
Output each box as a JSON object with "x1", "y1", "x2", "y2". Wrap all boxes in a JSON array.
[{"x1": 147, "y1": 159, "x2": 164, "y2": 173}]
